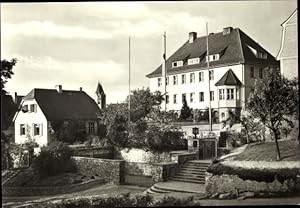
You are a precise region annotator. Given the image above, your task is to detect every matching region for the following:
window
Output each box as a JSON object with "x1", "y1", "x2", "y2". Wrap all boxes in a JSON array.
[
  {"x1": 206, "y1": 54, "x2": 220, "y2": 62},
  {"x1": 166, "y1": 77, "x2": 169, "y2": 85},
  {"x1": 190, "y1": 73, "x2": 195, "y2": 83},
  {"x1": 182, "y1": 93, "x2": 186, "y2": 103},
  {"x1": 259, "y1": 68, "x2": 263, "y2": 79},
  {"x1": 236, "y1": 88, "x2": 239, "y2": 100},
  {"x1": 250, "y1": 67, "x2": 255, "y2": 78},
  {"x1": 262, "y1": 53, "x2": 267, "y2": 59},
  {"x1": 30, "y1": 104, "x2": 37, "y2": 113},
  {"x1": 188, "y1": 58, "x2": 200, "y2": 65},
  {"x1": 166, "y1": 95, "x2": 169, "y2": 104},
  {"x1": 20, "y1": 124, "x2": 26, "y2": 136},
  {"x1": 22, "y1": 105, "x2": 28, "y2": 112},
  {"x1": 34, "y1": 124, "x2": 41, "y2": 136},
  {"x1": 209, "y1": 70, "x2": 214, "y2": 80},
  {"x1": 199, "y1": 92, "x2": 204, "y2": 102},
  {"x1": 172, "y1": 61, "x2": 183, "y2": 68},
  {"x1": 173, "y1": 94, "x2": 177, "y2": 104},
  {"x1": 199, "y1": 72, "x2": 204, "y2": 82},
  {"x1": 181, "y1": 74, "x2": 186, "y2": 84},
  {"x1": 210, "y1": 91, "x2": 214, "y2": 101},
  {"x1": 158, "y1": 78, "x2": 162, "y2": 87},
  {"x1": 173, "y1": 75, "x2": 178, "y2": 85},
  {"x1": 227, "y1": 89, "x2": 234, "y2": 100},
  {"x1": 190, "y1": 92, "x2": 195, "y2": 103},
  {"x1": 219, "y1": 89, "x2": 225, "y2": 100},
  {"x1": 88, "y1": 122, "x2": 95, "y2": 134}
]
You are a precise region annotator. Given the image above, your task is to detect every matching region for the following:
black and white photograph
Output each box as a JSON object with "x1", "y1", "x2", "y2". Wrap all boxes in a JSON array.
[{"x1": 1, "y1": 1, "x2": 299, "y2": 207}]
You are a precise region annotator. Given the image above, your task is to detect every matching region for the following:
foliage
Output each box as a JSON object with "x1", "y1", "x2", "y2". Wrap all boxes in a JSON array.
[
  {"x1": 219, "y1": 131, "x2": 247, "y2": 149},
  {"x1": 179, "y1": 98, "x2": 192, "y2": 120},
  {"x1": 32, "y1": 141, "x2": 76, "y2": 177},
  {"x1": 50, "y1": 120, "x2": 87, "y2": 144},
  {"x1": 1, "y1": 58, "x2": 17, "y2": 93},
  {"x1": 207, "y1": 162, "x2": 300, "y2": 184},
  {"x1": 246, "y1": 70, "x2": 298, "y2": 160},
  {"x1": 240, "y1": 114, "x2": 266, "y2": 143},
  {"x1": 20, "y1": 193, "x2": 201, "y2": 208},
  {"x1": 103, "y1": 88, "x2": 186, "y2": 153}
]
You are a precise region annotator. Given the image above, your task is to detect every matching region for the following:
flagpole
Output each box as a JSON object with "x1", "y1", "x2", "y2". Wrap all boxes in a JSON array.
[
  {"x1": 128, "y1": 36, "x2": 131, "y2": 127},
  {"x1": 162, "y1": 31, "x2": 167, "y2": 112},
  {"x1": 206, "y1": 23, "x2": 212, "y2": 132}
]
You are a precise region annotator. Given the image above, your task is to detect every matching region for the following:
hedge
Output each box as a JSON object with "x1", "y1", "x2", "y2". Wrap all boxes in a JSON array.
[
  {"x1": 207, "y1": 163, "x2": 300, "y2": 183},
  {"x1": 16, "y1": 193, "x2": 200, "y2": 207}
]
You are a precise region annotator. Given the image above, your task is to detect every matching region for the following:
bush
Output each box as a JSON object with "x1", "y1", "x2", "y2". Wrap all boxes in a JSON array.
[
  {"x1": 207, "y1": 163, "x2": 300, "y2": 184},
  {"x1": 32, "y1": 141, "x2": 76, "y2": 178},
  {"x1": 21, "y1": 193, "x2": 201, "y2": 207}
]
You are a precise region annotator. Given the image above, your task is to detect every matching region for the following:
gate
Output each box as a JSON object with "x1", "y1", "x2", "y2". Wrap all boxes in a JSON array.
[{"x1": 199, "y1": 139, "x2": 216, "y2": 160}]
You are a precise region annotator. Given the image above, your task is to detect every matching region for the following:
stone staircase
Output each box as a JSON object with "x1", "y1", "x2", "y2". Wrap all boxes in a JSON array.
[
  {"x1": 170, "y1": 160, "x2": 211, "y2": 184},
  {"x1": 146, "y1": 160, "x2": 211, "y2": 194},
  {"x1": 2, "y1": 169, "x2": 21, "y2": 186}
]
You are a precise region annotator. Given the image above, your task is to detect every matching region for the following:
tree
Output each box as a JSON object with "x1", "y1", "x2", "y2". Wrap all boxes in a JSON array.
[
  {"x1": 1, "y1": 59, "x2": 18, "y2": 130},
  {"x1": 246, "y1": 69, "x2": 298, "y2": 160},
  {"x1": 180, "y1": 98, "x2": 192, "y2": 120}
]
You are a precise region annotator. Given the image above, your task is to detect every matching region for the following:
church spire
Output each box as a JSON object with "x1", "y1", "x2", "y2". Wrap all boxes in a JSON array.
[{"x1": 95, "y1": 81, "x2": 106, "y2": 109}]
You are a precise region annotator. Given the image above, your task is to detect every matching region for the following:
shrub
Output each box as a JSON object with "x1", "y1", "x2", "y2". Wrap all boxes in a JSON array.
[
  {"x1": 21, "y1": 193, "x2": 201, "y2": 208},
  {"x1": 32, "y1": 141, "x2": 76, "y2": 177},
  {"x1": 207, "y1": 163, "x2": 300, "y2": 184}
]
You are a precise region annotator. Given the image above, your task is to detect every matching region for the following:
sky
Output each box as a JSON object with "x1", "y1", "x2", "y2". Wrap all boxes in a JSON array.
[{"x1": 1, "y1": 1, "x2": 297, "y2": 104}]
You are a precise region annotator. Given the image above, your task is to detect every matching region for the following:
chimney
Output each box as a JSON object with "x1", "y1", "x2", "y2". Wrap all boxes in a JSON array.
[
  {"x1": 55, "y1": 85, "x2": 62, "y2": 93},
  {"x1": 79, "y1": 87, "x2": 82, "y2": 91},
  {"x1": 189, "y1": 32, "x2": 197, "y2": 43},
  {"x1": 223, "y1": 27, "x2": 233, "y2": 35}
]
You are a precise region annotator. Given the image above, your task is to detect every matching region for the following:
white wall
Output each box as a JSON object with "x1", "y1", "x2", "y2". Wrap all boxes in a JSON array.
[
  {"x1": 149, "y1": 64, "x2": 244, "y2": 111},
  {"x1": 14, "y1": 99, "x2": 48, "y2": 147}
]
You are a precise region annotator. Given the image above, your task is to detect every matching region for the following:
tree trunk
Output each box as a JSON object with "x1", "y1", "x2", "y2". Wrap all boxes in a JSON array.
[{"x1": 273, "y1": 130, "x2": 281, "y2": 161}]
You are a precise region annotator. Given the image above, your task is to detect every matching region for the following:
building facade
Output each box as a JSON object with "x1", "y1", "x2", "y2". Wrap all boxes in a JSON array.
[
  {"x1": 147, "y1": 27, "x2": 280, "y2": 122},
  {"x1": 13, "y1": 85, "x2": 102, "y2": 148},
  {"x1": 277, "y1": 9, "x2": 298, "y2": 79}
]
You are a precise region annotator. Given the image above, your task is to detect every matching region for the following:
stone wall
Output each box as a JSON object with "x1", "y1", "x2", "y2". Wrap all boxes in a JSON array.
[
  {"x1": 3, "y1": 179, "x2": 104, "y2": 197},
  {"x1": 206, "y1": 173, "x2": 300, "y2": 197},
  {"x1": 71, "y1": 146, "x2": 114, "y2": 159},
  {"x1": 72, "y1": 157, "x2": 124, "y2": 185}
]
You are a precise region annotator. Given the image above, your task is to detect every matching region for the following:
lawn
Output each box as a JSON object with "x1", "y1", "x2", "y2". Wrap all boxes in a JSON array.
[{"x1": 233, "y1": 139, "x2": 300, "y2": 161}]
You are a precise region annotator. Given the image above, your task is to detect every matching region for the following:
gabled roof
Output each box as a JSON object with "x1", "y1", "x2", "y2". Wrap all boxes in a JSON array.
[
  {"x1": 146, "y1": 28, "x2": 279, "y2": 78},
  {"x1": 281, "y1": 8, "x2": 297, "y2": 26},
  {"x1": 22, "y1": 88, "x2": 101, "y2": 121},
  {"x1": 215, "y1": 69, "x2": 242, "y2": 86}
]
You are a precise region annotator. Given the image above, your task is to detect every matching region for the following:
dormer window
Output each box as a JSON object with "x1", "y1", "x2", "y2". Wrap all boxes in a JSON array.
[
  {"x1": 188, "y1": 58, "x2": 200, "y2": 65},
  {"x1": 247, "y1": 45, "x2": 267, "y2": 59},
  {"x1": 172, "y1": 61, "x2": 183, "y2": 68},
  {"x1": 206, "y1": 54, "x2": 220, "y2": 62}
]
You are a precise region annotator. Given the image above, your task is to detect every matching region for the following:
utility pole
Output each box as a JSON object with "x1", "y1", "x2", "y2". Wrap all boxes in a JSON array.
[{"x1": 206, "y1": 22, "x2": 212, "y2": 132}]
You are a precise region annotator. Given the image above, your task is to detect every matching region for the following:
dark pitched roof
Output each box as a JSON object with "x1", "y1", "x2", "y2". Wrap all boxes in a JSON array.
[
  {"x1": 15, "y1": 95, "x2": 24, "y2": 106},
  {"x1": 23, "y1": 88, "x2": 101, "y2": 121},
  {"x1": 146, "y1": 28, "x2": 279, "y2": 78},
  {"x1": 96, "y1": 82, "x2": 105, "y2": 95},
  {"x1": 215, "y1": 69, "x2": 242, "y2": 86}
]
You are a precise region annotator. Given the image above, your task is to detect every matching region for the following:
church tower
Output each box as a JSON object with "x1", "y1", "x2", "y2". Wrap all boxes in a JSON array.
[{"x1": 95, "y1": 82, "x2": 106, "y2": 109}]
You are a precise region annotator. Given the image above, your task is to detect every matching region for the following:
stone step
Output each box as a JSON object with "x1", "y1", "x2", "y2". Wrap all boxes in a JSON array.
[
  {"x1": 170, "y1": 177, "x2": 205, "y2": 184},
  {"x1": 150, "y1": 186, "x2": 171, "y2": 194},
  {"x1": 178, "y1": 169, "x2": 206, "y2": 174},
  {"x1": 180, "y1": 167, "x2": 207, "y2": 172},
  {"x1": 153, "y1": 183, "x2": 202, "y2": 193},
  {"x1": 176, "y1": 173, "x2": 205, "y2": 179},
  {"x1": 184, "y1": 163, "x2": 210, "y2": 168},
  {"x1": 172, "y1": 175, "x2": 205, "y2": 181}
]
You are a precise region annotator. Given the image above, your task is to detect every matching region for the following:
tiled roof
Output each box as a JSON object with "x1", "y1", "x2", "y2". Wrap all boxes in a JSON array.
[
  {"x1": 146, "y1": 28, "x2": 279, "y2": 78},
  {"x1": 23, "y1": 88, "x2": 101, "y2": 121},
  {"x1": 215, "y1": 69, "x2": 242, "y2": 86}
]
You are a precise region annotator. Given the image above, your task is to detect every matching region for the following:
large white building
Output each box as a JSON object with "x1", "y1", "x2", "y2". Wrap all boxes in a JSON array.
[{"x1": 146, "y1": 27, "x2": 280, "y2": 122}]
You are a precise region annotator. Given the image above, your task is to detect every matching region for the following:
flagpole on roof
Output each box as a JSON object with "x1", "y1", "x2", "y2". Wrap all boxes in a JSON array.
[{"x1": 206, "y1": 22, "x2": 212, "y2": 132}]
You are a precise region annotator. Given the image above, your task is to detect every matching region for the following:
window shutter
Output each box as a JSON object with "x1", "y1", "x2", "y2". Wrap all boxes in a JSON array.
[
  {"x1": 34, "y1": 104, "x2": 37, "y2": 113},
  {"x1": 20, "y1": 124, "x2": 22, "y2": 135},
  {"x1": 32, "y1": 124, "x2": 34, "y2": 137}
]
